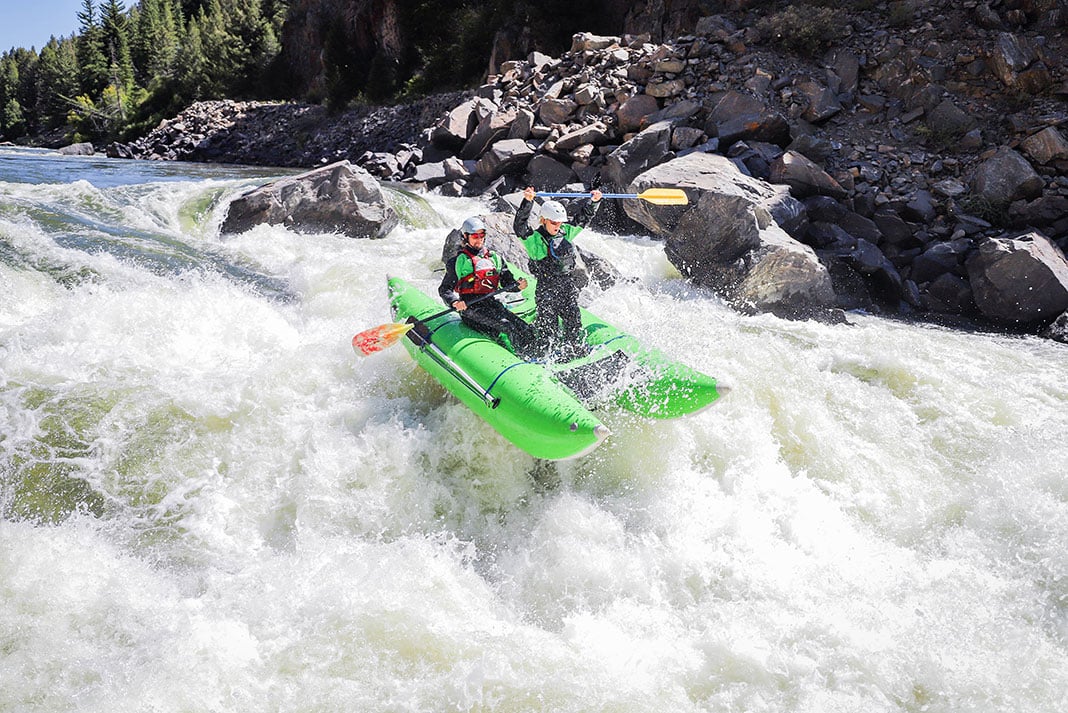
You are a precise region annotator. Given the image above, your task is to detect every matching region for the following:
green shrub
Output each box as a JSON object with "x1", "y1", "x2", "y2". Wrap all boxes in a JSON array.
[
  {"x1": 957, "y1": 194, "x2": 1009, "y2": 228},
  {"x1": 887, "y1": 1, "x2": 915, "y2": 27},
  {"x1": 913, "y1": 123, "x2": 963, "y2": 154}
]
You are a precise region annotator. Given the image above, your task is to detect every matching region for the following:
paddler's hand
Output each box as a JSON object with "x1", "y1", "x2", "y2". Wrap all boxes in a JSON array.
[
  {"x1": 517, "y1": 278, "x2": 528, "y2": 290},
  {"x1": 452, "y1": 300, "x2": 466, "y2": 311},
  {"x1": 591, "y1": 189, "x2": 603, "y2": 202},
  {"x1": 523, "y1": 186, "x2": 536, "y2": 202}
]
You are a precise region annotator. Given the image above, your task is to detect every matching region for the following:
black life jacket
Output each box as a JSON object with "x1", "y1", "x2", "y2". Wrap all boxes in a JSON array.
[{"x1": 529, "y1": 229, "x2": 576, "y2": 278}]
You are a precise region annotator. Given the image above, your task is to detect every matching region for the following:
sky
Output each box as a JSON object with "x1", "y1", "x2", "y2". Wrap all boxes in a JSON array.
[{"x1": 1, "y1": 1, "x2": 88, "y2": 54}]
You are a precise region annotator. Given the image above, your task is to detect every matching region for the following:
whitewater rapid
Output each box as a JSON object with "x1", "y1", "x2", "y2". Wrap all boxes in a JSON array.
[{"x1": 1, "y1": 148, "x2": 1066, "y2": 712}]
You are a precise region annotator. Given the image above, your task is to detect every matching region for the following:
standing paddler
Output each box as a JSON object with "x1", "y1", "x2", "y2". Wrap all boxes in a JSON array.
[{"x1": 514, "y1": 186, "x2": 602, "y2": 359}]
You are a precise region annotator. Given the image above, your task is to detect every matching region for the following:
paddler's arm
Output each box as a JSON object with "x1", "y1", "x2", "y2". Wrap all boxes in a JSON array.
[
  {"x1": 438, "y1": 255, "x2": 465, "y2": 308},
  {"x1": 514, "y1": 187, "x2": 536, "y2": 239},
  {"x1": 571, "y1": 188, "x2": 603, "y2": 230},
  {"x1": 498, "y1": 262, "x2": 527, "y2": 293},
  {"x1": 515, "y1": 186, "x2": 550, "y2": 259}
]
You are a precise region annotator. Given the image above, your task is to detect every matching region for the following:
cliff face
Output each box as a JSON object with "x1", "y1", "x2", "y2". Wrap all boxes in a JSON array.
[
  {"x1": 275, "y1": 0, "x2": 639, "y2": 100},
  {"x1": 278, "y1": 0, "x2": 407, "y2": 101},
  {"x1": 622, "y1": 0, "x2": 715, "y2": 43}
]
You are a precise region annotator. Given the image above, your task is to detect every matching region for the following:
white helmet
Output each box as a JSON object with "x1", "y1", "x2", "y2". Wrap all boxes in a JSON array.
[
  {"x1": 539, "y1": 200, "x2": 568, "y2": 223},
  {"x1": 461, "y1": 216, "x2": 486, "y2": 235}
]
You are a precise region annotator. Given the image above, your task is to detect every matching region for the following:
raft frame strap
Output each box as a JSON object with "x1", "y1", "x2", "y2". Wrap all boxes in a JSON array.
[
  {"x1": 485, "y1": 361, "x2": 528, "y2": 395},
  {"x1": 406, "y1": 321, "x2": 501, "y2": 409}
]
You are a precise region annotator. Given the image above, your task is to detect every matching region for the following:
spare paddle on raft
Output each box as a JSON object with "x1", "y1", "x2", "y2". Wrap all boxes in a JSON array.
[
  {"x1": 353, "y1": 289, "x2": 504, "y2": 356},
  {"x1": 536, "y1": 188, "x2": 688, "y2": 205}
]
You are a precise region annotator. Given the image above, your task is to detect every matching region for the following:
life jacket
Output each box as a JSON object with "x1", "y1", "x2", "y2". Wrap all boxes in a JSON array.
[
  {"x1": 455, "y1": 247, "x2": 501, "y2": 296},
  {"x1": 529, "y1": 229, "x2": 577, "y2": 278}
]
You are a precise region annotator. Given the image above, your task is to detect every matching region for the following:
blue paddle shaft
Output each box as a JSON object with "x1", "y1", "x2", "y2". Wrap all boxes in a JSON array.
[{"x1": 536, "y1": 191, "x2": 634, "y2": 199}]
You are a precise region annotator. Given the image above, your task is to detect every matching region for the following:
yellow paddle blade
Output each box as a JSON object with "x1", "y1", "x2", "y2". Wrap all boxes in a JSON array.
[
  {"x1": 352, "y1": 322, "x2": 413, "y2": 356},
  {"x1": 636, "y1": 188, "x2": 689, "y2": 205}
]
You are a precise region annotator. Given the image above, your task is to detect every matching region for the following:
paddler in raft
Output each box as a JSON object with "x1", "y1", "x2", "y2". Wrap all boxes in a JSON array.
[
  {"x1": 514, "y1": 186, "x2": 602, "y2": 359},
  {"x1": 438, "y1": 216, "x2": 539, "y2": 359}
]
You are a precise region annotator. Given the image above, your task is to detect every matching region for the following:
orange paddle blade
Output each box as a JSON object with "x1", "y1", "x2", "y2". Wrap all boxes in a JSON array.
[{"x1": 352, "y1": 322, "x2": 413, "y2": 356}]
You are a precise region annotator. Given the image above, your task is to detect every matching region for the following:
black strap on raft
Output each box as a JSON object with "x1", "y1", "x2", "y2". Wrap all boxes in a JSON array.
[
  {"x1": 406, "y1": 318, "x2": 433, "y2": 343},
  {"x1": 405, "y1": 316, "x2": 501, "y2": 409}
]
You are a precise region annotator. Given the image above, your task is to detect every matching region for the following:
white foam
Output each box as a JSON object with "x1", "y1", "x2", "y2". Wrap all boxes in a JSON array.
[{"x1": 2, "y1": 156, "x2": 1066, "y2": 711}]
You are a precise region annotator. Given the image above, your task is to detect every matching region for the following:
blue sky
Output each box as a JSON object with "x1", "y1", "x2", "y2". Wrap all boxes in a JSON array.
[{"x1": 1, "y1": 1, "x2": 88, "y2": 53}]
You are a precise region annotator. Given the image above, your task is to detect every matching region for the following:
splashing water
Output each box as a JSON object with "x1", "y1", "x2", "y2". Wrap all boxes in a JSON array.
[{"x1": 1, "y1": 147, "x2": 1066, "y2": 712}]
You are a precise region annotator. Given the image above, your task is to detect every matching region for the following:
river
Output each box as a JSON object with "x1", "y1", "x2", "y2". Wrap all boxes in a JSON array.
[{"x1": 1, "y1": 146, "x2": 1066, "y2": 712}]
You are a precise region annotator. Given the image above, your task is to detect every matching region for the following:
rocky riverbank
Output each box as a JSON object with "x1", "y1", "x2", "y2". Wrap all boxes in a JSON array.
[
  {"x1": 106, "y1": 92, "x2": 471, "y2": 168},
  {"x1": 103, "y1": 0, "x2": 1068, "y2": 341}
]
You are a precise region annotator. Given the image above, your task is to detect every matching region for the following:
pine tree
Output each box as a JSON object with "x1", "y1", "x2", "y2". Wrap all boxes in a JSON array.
[
  {"x1": 133, "y1": 0, "x2": 180, "y2": 83},
  {"x1": 0, "y1": 55, "x2": 25, "y2": 138},
  {"x1": 174, "y1": 13, "x2": 210, "y2": 101},
  {"x1": 76, "y1": 0, "x2": 109, "y2": 97},
  {"x1": 100, "y1": 0, "x2": 135, "y2": 94},
  {"x1": 36, "y1": 37, "x2": 80, "y2": 129},
  {"x1": 197, "y1": 0, "x2": 229, "y2": 96},
  {"x1": 130, "y1": 0, "x2": 157, "y2": 82},
  {"x1": 221, "y1": 0, "x2": 280, "y2": 96},
  {"x1": 261, "y1": 0, "x2": 288, "y2": 28},
  {"x1": 5, "y1": 48, "x2": 40, "y2": 136}
]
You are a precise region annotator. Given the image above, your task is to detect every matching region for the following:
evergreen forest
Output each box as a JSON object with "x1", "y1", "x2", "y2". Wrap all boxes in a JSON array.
[
  {"x1": 0, "y1": 0, "x2": 618, "y2": 147},
  {"x1": 1, "y1": 0, "x2": 290, "y2": 145}
]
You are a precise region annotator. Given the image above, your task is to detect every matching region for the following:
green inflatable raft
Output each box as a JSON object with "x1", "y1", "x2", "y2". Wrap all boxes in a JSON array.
[{"x1": 386, "y1": 274, "x2": 727, "y2": 460}]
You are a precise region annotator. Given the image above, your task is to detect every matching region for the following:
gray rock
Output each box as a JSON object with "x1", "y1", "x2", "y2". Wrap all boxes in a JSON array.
[
  {"x1": 967, "y1": 231, "x2": 1068, "y2": 324},
  {"x1": 474, "y1": 139, "x2": 535, "y2": 182},
  {"x1": 923, "y1": 273, "x2": 976, "y2": 314},
  {"x1": 525, "y1": 154, "x2": 576, "y2": 190},
  {"x1": 460, "y1": 108, "x2": 517, "y2": 160},
  {"x1": 59, "y1": 142, "x2": 94, "y2": 156},
  {"x1": 628, "y1": 153, "x2": 835, "y2": 318},
  {"x1": 1040, "y1": 310, "x2": 1068, "y2": 343},
  {"x1": 704, "y1": 90, "x2": 790, "y2": 146},
  {"x1": 221, "y1": 161, "x2": 397, "y2": 238},
  {"x1": 925, "y1": 99, "x2": 978, "y2": 137},
  {"x1": 552, "y1": 121, "x2": 612, "y2": 152},
  {"x1": 616, "y1": 93, "x2": 660, "y2": 133},
  {"x1": 1020, "y1": 126, "x2": 1068, "y2": 165},
  {"x1": 770, "y1": 151, "x2": 849, "y2": 200},
  {"x1": 971, "y1": 147, "x2": 1044, "y2": 205},
  {"x1": 603, "y1": 120, "x2": 674, "y2": 190},
  {"x1": 432, "y1": 98, "x2": 488, "y2": 149}
]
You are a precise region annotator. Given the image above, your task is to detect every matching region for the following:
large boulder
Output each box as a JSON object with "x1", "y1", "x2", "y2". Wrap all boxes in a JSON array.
[
  {"x1": 221, "y1": 161, "x2": 398, "y2": 238},
  {"x1": 624, "y1": 152, "x2": 834, "y2": 318},
  {"x1": 735, "y1": 225, "x2": 838, "y2": 319},
  {"x1": 602, "y1": 120, "x2": 674, "y2": 190},
  {"x1": 474, "y1": 138, "x2": 535, "y2": 181},
  {"x1": 1041, "y1": 311, "x2": 1068, "y2": 344},
  {"x1": 460, "y1": 106, "x2": 515, "y2": 160},
  {"x1": 669, "y1": 194, "x2": 835, "y2": 318},
  {"x1": 430, "y1": 96, "x2": 496, "y2": 150},
  {"x1": 616, "y1": 93, "x2": 660, "y2": 133},
  {"x1": 966, "y1": 231, "x2": 1068, "y2": 324},
  {"x1": 625, "y1": 151, "x2": 806, "y2": 237},
  {"x1": 970, "y1": 147, "x2": 1044, "y2": 205},
  {"x1": 987, "y1": 32, "x2": 1052, "y2": 95},
  {"x1": 59, "y1": 142, "x2": 94, "y2": 156},
  {"x1": 1020, "y1": 126, "x2": 1068, "y2": 165},
  {"x1": 703, "y1": 90, "x2": 790, "y2": 146}
]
